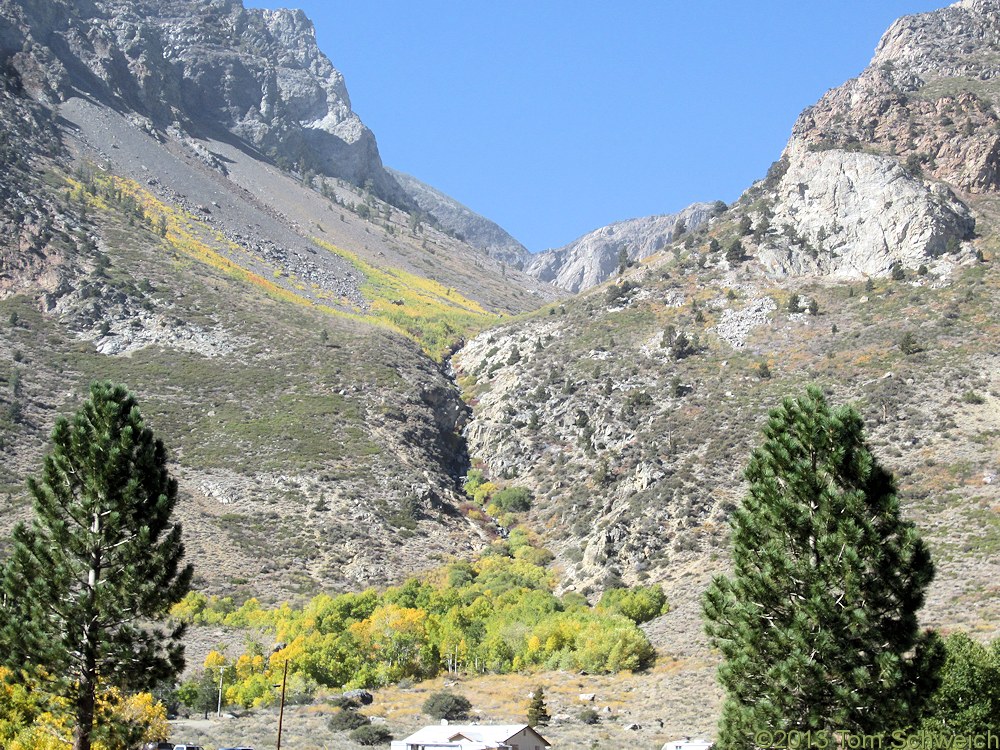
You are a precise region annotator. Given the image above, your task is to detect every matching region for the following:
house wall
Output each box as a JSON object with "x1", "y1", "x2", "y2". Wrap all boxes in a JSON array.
[{"x1": 505, "y1": 727, "x2": 547, "y2": 750}]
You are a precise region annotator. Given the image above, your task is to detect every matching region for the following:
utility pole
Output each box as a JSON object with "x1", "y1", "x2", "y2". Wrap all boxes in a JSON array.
[
  {"x1": 276, "y1": 660, "x2": 289, "y2": 750},
  {"x1": 217, "y1": 665, "x2": 227, "y2": 718}
]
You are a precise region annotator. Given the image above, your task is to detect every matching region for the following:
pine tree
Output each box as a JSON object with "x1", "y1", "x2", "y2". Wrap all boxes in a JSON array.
[
  {"x1": 617, "y1": 246, "x2": 630, "y2": 275},
  {"x1": 0, "y1": 382, "x2": 193, "y2": 750},
  {"x1": 726, "y1": 239, "x2": 744, "y2": 265},
  {"x1": 702, "y1": 386, "x2": 942, "y2": 748},
  {"x1": 527, "y1": 686, "x2": 550, "y2": 727}
]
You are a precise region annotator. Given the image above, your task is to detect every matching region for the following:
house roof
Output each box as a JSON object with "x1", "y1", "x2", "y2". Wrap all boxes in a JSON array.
[
  {"x1": 662, "y1": 739, "x2": 714, "y2": 750},
  {"x1": 398, "y1": 723, "x2": 551, "y2": 748}
]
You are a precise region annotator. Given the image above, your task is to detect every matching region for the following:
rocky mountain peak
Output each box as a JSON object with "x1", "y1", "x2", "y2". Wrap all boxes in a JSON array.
[
  {"x1": 0, "y1": 0, "x2": 408, "y2": 204},
  {"x1": 871, "y1": 0, "x2": 1000, "y2": 87},
  {"x1": 789, "y1": 0, "x2": 1000, "y2": 191},
  {"x1": 735, "y1": 0, "x2": 1000, "y2": 279}
]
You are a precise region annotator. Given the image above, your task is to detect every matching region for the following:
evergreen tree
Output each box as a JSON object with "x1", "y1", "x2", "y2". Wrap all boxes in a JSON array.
[
  {"x1": 0, "y1": 382, "x2": 193, "y2": 750},
  {"x1": 527, "y1": 686, "x2": 550, "y2": 727},
  {"x1": 702, "y1": 387, "x2": 941, "y2": 748},
  {"x1": 177, "y1": 669, "x2": 221, "y2": 720},
  {"x1": 726, "y1": 240, "x2": 745, "y2": 265},
  {"x1": 617, "y1": 246, "x2": 630, "y2": 275},
  {"x1": 423, "y1": 690, "x2": 472, "y2": 721}
]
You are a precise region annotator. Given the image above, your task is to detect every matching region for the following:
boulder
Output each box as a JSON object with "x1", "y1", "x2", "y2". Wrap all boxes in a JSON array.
[{"x1": 341, "y1": 689, "x2": 374, "y2": 706}]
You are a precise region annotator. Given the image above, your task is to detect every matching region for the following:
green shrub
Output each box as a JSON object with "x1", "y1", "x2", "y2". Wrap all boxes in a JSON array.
[
  {"x1": 605, "y1": 281, "x2": 637, "y2": 306},
  {"x1": 349, "y1": 724, "x2": 392, "y2": 745},
  {"x1": 491, "y1": 486, "x2": 532, "y2": 513},
  {"x1": 597, "y1": 585, "x2": 669, "y2": 624},
  {"x1": 329, "y1": 708, "x2": 370, "y2": 731},
  {"x1": 623, "y1": 391, "x2": 654, "y2": 414},
  {"x1": 726, "y1": 240, "x2": 745, "y2": 264},
  {"x1": 463, "y1": 469, "x2": 486, "y2": 495},
  {"x1": 423, "y1": 691, "x2": 472, "y2": 721},
  {"x1": 899, "y1": 332, "x2": 921, "y2": 355}
]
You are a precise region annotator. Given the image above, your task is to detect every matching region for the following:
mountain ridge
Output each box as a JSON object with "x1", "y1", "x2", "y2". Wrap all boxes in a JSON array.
[
  {"x1": 1, "y1": 0, "x2": 412, "y2": 205},
  {"x1": 453, "y1": 0, "x2": 1000, "y2": 651},
  {"x1": 0, "y1": 1, "x2": 998, "y2": 743},
  {"x1": 525, "y1": 202, "x2": 723, "y2": 292},
  {"x1": 388, "y1": 167, "x2": 531, "y2": 269}
]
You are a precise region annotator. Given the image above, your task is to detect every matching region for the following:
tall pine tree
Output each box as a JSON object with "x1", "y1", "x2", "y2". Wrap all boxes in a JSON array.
[
  {"x1": 703, "y1": 386, "x2": 941, "y2": 748},
  {"x1": 527, "y1": 686, "x2": 550, "y2": 727},
  {"x1": 0, "y1": 382, "x2": 192, "y2": 750}
]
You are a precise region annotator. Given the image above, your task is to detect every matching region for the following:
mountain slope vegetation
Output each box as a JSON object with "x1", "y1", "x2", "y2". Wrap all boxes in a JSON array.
[{"x1": 1, "y1": 0, "x2": 999, "y2": 746}]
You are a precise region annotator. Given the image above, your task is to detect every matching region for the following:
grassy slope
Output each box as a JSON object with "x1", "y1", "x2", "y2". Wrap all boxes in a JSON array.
[
  {"x1": 167, "y1": 663, "x2": 719, "y2": 750},
  {"x1": 0, "y1": 158, "x2": 506, "y2": 603}
]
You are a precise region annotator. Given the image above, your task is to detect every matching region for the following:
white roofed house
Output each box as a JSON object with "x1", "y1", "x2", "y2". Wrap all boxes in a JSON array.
[
  {"x1": 661, "y1": 738, "x2": 714, "y2": 750},
  {"x1": 390, "y1": 723, "x2": 552, "y2": 750}
]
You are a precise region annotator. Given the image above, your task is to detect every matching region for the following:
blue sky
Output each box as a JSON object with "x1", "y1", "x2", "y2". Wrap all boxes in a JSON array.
[{"x1": 245, "y1": 1, "x2": 949, "y2": 252}]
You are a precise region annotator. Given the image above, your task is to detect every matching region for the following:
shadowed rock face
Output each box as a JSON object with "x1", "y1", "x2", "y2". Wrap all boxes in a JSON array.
[{"x1": 0, "y1": 0, "x2": 409, "y2": 205}]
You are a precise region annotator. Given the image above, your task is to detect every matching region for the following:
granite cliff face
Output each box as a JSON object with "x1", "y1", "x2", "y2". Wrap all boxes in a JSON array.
[
  {"x1": 0, "y1": 0, "x2": 408, "y2": 204},
  {"x1": 524, "y1": 202, "x2": 720, "y2": 292},
  {"x1": 757, "y1": 145, "x2": 976, "y2": 278},
  {"x1": 743, "y1": 0, "x2": 1000, "y2": 279}
]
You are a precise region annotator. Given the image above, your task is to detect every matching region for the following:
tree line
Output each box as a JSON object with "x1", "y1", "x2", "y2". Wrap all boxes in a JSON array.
[{"x1": 170, "y1": 554, "x2": 664, "y2": 713}]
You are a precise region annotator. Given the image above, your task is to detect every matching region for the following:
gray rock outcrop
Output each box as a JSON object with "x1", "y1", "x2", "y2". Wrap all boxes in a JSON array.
[
  {"x1": 524, "y1": 202, "x2": 718, "y2": 293},
  {"x1": 389, "y1": 168, "x2": 531, "y2": 268},
  {"x1": 0, "y1": 0, "x2": 409, "y2": 205},
  {"x1": 760, "y1": 144, "x2": 975, "y2": 278},
  {"x1": 747, "y1": 0, "x2": 998, "y2": 277}
]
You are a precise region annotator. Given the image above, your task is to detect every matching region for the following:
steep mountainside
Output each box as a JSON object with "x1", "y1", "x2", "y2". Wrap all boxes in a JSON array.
[
  {"x1": 795, "y1": 0, "x2": 1000, "y2": 192},
  {"x1": 525, "y1": 202, "x2": 721, "y2": 292},
  {"x1": 455, "y1": 0, "x2": 1000, "y2": 667},
  {"x1": 389, "y1": 168, "x2": 531, "y2": 269},
  {"x1": 740, "y1": 0, "x2": 999, "y2": 279},
  {"x1": 0, "y1": 0, "x2": 560, "y2": 602},
  {"x1": 1, "y1": 0, "x2": 999, "y2": 742},
  {"x1": 1, "y1": 0, "x2": 409, "y2": 204}
]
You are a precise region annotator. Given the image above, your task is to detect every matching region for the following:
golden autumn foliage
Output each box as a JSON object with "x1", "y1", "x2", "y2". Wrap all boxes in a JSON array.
[
  {"x1": 66, "y1": 168, "x2": 499, "y2": 360},
  {"x1": 172, "y1": 538, "x2": 662, "y2": 708},
  {"x1": 0, "y1": 667, "x2": 168, "y2": 750}
]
